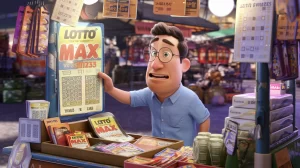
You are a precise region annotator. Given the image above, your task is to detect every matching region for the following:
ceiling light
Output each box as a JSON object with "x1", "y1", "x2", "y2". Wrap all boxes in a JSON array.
[
  {"x1": 84, "y1": 0, "x2": 98, "y2": 5},
  {"x1": 208, "y1": 0, "x2": 235, "y2": 17}
]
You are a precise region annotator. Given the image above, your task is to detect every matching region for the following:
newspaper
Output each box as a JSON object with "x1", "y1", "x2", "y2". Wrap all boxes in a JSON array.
[{"x1": 57, "y1": 23, "x2": 104, "y2": 116}]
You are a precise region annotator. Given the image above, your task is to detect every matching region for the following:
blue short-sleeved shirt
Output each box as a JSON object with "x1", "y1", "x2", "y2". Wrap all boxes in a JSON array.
[{"x1": 130, "y1": 84, "x2": 210, "y2": 146}]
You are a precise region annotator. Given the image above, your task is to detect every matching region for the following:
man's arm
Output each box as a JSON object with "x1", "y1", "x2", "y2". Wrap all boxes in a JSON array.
[
  {"x1": 107, "y1": 87, "x2": 131, "y2": 105},
  {"x1": 198, "y1": 118, "x2": 210, "y2": 132},
  {"x1": 98, "y1": 72, "x2": 131, "y2": 105}
]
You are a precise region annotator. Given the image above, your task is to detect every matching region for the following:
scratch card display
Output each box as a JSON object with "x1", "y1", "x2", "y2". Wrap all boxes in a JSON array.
[
  {"x1": 89, "y1": 112, "x2": 134, "y2": 142},
  {"x1": 16, "y1": 6, "x2": 33, "y2": 56},
  {"x1": 272, "y1": 40, "x2": 299, "y2": 80},
  {"x1": 66, "y1": 132, "x2": 90, "y2": 149},
  {"x1": 234, "y1": 0, "x2": 274, "y2": 63},
  {"x1": 57, "y1": 23, "x2": 104, "y2": 116},
  {"x1": 13, "y1": 4, "x2": 50, "y2": 58},
  {"x1": 36, "y1": 6, "x2": 50, "y2": 55},
  {"x1": 12, "y1": 6, "x2": 25, "y2": 53},
  {"x1": 19, "y1": 118, "x2": 41, "y2": 143}
]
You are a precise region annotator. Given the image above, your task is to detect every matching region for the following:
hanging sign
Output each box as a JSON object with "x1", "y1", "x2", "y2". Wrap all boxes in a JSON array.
[
  {"x1": 153, "y1": 0, "x2": 200, "y2": 17},
  {"x1": 186, "y1": 0, "x2": 200, "y2": 17},
  {"x1": 233, "y1": 0, "x2": 274, "y2": 63},
  {"x1": 277, "y1": 15, "x2": 297, "y2": 40},
  {"x1": 103, "y1": 0, "x2": 138, "y2": 19},
  {"x1": 57, "y1": 23, "x2": 104, "y2": 116},
  {"x1": 135, "y1": 21, "x2": 192, "y2": 38},
  {"x1": 153, "y1": 0, "x2": 186, "y2": 16},
  {"x1": 51, "y1": 0, "x2": 84, "y2": 26}
]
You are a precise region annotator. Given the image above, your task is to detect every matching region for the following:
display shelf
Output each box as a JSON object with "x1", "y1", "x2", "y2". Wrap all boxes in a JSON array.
[{"x1": 2, "y1": 146, "x2": 117, "y2": 168}]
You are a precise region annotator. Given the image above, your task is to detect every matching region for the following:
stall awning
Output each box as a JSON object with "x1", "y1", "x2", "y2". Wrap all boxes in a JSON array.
[{"x1": 206, "y1": 28, "x2": 235, "y2": 39}]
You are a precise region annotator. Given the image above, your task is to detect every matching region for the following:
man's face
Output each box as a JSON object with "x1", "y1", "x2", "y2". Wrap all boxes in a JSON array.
[{"x1": 146, "y1": 35, "x2": 188, "y2": 96}]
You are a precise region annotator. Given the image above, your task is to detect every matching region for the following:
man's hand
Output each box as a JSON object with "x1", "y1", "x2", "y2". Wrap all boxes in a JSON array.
[
  {"x1": 98, "y1": 72, "x2": 114, "y2": 94},
  {"x1": 98, "y1": 72, "x2": 131, "y2": 105}
]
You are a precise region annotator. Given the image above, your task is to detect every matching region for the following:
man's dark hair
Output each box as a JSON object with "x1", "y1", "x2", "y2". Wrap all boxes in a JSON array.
[{"x1": 150, "y1": 22, "x2": 188, "y2": 59}]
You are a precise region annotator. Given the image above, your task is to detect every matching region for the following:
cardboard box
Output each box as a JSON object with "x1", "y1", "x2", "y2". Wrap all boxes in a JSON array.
[
  {"x1": 124, "y1": 160, "x2": 215, "y2": 168},
  {"x1": 270, "y1": 124, "x2": 293, "y2": 144},
  {"x1": 224, "y1": 117, "x2": 256, "y2": 132},
  {"x1": 30, "y1": 121, "x2": 50, "y2": 151},
  {"x1": 41, "y1": 120, "x2": 184, "y2": 167},
  {"x1": 270, "y1": 115, "x2": 293, "y2": 133},
  {"x1": 225, "y1": 116, "x2": 293, "y2": 133},
  {"x1": 232, "y1": 93, "x2": 293, "y2": 110},
  {"x1": 228, "y1": 105, "x2": 294, "y2": 122},
  {"x1": 41, "y1": 136, "x2": 183, "y2": 167}
]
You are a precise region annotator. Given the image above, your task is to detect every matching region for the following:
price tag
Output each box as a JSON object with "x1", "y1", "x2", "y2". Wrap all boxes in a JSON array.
[
  {"x1": 153, "y1": 0, "x2": 186, "y2": 16},
  {"x1": 118, "y1": 0, "x2": 130, "y2": 18},
  {"x1": 51, "y1": 0, "x2": 84, "y2": 26},
  {"x1": 103, "y1": 0, "x2": 118, "y2": 18},
  {"x1": 186, "y1": 0, "x2": 200, "y2": 17},
  {"x1": 224, "y1": 120, "x2": 238, "y2": 155}
]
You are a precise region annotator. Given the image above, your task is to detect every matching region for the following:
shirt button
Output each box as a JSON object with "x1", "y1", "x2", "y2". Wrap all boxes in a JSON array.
[
  {"x1": 161, "y1": 119, "x2": 164, "y2": 122},
  {"x1": 161, "y1": 132, "x2": 164, "y2": 135},
  {"x1": 161, "y1": 106, "x2": 163, "y2": 109}
]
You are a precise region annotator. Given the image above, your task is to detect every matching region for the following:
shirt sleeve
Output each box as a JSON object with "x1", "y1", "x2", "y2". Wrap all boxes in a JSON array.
[
  {"x1": 189, "y1": 95, "x2": 210, "y2": 124},
  {"x1": 130, "y1": 87, "x2": 151, "y2": 107}
]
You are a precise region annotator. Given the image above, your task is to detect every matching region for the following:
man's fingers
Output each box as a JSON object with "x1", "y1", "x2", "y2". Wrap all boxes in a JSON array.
[{"x1": 98, "y1": 72, "x2": 109, "y2": 80}]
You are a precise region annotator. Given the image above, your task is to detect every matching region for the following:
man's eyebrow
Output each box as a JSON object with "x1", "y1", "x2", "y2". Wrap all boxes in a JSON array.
[
  {"x1": 162, "y1": 39, "x2": 174, "y2": 46},
  {"x1": 150, "y1": 37, "x2": 159, "y2": 44}
]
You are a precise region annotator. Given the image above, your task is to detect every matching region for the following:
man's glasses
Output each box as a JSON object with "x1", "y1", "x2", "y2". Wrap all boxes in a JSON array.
[{"x1": 143, "y1": 46, "x2": 180, "y2": 63}]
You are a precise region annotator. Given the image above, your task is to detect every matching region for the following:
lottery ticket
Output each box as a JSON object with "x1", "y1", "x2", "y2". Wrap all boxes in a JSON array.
[{"x1": 57, "y1": 23, "x2": 104, "y2": 116}]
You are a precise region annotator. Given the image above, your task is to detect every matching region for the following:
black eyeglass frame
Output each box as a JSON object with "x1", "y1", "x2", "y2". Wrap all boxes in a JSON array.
[{"x1": 143, "y1": 46, "x2": 181, "y2": 63}]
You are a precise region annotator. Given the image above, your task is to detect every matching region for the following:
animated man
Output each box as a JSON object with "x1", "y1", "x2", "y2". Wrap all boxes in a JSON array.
[{"x1": 98, "y1": 22, "x2": 210, "y2": 146}]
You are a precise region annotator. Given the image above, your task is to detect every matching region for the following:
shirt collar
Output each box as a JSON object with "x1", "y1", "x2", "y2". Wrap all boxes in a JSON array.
[{"x1": 151, "y1": 84, "x2": 182, "y2": 104}]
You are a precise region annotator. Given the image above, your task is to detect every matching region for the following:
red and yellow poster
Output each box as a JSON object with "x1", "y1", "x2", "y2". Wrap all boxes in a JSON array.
[{"x1": 57, "y1": 23, "x2": 104, "y2": 116}]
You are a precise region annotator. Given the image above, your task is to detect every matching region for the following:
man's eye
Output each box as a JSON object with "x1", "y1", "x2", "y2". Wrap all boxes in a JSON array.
[
  {"x1": 151, "y1": 51, "x2": 157, "y2": 56},
  {"x1": 163, "y1": 51, "x2": 171, "y2": 57}
]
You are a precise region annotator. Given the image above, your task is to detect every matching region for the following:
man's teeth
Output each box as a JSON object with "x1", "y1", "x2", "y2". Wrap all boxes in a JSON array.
[{"x1": 150, "y1": 73, "x2": 169, "y2": 78}]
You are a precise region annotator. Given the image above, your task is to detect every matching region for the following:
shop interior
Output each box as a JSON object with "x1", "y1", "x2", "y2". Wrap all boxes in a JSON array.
[{"x1": 0, "y1": 0, "x2": 299, "y2": 168}]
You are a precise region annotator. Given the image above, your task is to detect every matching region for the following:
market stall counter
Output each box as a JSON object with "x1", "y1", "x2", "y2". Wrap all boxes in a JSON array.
[{"x1": 2, "y1": 146, "x2": 116, "y2": 168}]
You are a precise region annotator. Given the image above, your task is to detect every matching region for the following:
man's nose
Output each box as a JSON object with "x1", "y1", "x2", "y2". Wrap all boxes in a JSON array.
[{"x1": 151, "y1": 56, "x2": 164, "y2": 70}]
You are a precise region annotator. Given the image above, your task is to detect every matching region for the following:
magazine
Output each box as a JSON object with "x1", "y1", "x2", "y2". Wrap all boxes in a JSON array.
[
  {"x1": 51, "y1": 123, "x2": 71, "y2": 146},
  {"x1": 43, "y1": 117, "x2": 61, "y2": 142},
  {"x1": 88, "y1": 112, "x2": 134, "y2": 142}
]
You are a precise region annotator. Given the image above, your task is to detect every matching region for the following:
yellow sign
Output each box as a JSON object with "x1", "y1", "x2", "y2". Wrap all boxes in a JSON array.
[
  {"x1": 153, "y1": 0, "x2": 200, "y2": 17},
  {"x1": 58, "y1": 24, "x2": 103, "y2": 116},
  {"x1": 103, "y1": 0, "x2": 137, "y2": 19}
]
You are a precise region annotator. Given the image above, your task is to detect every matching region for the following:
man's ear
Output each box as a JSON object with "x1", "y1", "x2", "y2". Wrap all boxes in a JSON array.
[{"x1": 181, "y1": 58, "x2": 190, "y2": 73}]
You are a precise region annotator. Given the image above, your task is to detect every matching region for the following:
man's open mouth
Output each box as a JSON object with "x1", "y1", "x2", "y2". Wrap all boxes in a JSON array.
[{"x1": 149, "y1": 73, "x2": 169, "y2": 79}]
